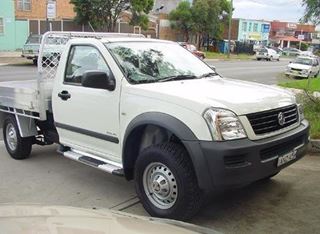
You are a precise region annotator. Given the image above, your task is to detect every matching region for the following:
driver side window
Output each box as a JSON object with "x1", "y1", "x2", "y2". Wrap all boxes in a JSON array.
[{"x1": 65, "y1": 45, "x2": 111, "y2": 85}]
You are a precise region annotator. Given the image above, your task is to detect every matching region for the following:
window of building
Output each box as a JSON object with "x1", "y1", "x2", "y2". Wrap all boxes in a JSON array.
[
  {"x1": 17, "y1": 0, "x2": 31, "y2": 11},
  {"x1": 0, "y1": 18, "x2": 4, "y2": 34},
  {"x1": 242, "y1": 22, "x2": 247, "y2": 32},
  {"x1": 248, "y1": 22, "x2": 252, "y2": 32},
  {"x1": 253, "y1": 23, "x2": 258, "y2": 32}
]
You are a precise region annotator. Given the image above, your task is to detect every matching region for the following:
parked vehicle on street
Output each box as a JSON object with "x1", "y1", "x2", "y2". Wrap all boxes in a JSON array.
[
  {"x1": 256, "y1": 48, "x2": 280, "y2": 61},
  {"x1": 286, "y1": 56, "x2": 320, "y2": 78},
  {"x1": 21, "y1": 34, "x2": 41, "y2": 65},
  {"x1": 21, "y1": 34, "x2": 67, "y2": 66},
  {"x1": 178, "y1": 42, "x2": 206, "y2": 59},
  {"x1": 0, "y1": 32, "x2": 309, "y2": 221},
  {"x1": 282, "y1": 47, "x2": 302, "y2": 57}
]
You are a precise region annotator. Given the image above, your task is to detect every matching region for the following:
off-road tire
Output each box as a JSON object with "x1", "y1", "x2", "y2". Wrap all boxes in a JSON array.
[
  {"x1": 134, "y1": 142, "x2": 203, "y2": 221},
  {"x1": 3, "y1": 115, "x2": 33, "y2": 160}
]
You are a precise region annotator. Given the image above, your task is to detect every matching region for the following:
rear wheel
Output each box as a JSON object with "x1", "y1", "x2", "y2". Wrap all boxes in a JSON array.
[
  {"x1": 134, "y1": 142, "x2": 203, "y2": 221},
  {"x1": 3, "y1": 115, "x2": 33, "y2": 160}
]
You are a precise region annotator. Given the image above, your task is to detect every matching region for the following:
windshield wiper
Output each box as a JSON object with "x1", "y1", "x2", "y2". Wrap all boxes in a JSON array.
[
  {"x1": 158, "y1": 74, "x2": 198, "y2": 82},
  {"x1": 198, "y1": 72, "x2": 218, "y2": 78}
]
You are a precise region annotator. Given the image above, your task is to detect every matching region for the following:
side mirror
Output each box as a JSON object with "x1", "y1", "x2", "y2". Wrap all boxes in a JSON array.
[
  {"x1": 289, "y1": 61, "x2": 292, "y2": 64},
  {"x1": 209, "y1": 65, "x2": 216, "y2": 72},
  {"x1": 81, "y1": 71, "x2": 115, "y2": 91}
]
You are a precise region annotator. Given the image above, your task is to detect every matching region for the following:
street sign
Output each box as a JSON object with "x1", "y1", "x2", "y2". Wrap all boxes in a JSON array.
[
  {"x1": 298, "y1": 34, "x2": 305, "y2": 40},
  {"x1": 47, "y1": 1, "x2": 56, "y2": 20},
  {"x1": 262, "y1": 24, "x2": 270, "y2": 33}
]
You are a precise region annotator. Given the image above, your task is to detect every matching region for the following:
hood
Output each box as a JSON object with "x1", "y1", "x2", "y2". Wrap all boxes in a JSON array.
[
  {"x1": 288, "y1": 63, "x2": 311, "y2": 70},
  {"x1": 127, "y1": 77, "x2": 295, "y2": 115},
  {"x1": 0, "y1": 205, "x2": 218, "y2": 234}
]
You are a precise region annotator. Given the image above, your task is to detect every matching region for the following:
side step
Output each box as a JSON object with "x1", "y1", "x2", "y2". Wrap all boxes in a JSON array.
[{"x1": 61, "y1": 149, "x2": 124, "y2": 176}]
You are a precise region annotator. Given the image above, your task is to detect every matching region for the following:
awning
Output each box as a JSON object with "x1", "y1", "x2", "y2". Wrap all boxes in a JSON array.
[{"x1": 271, "y1": 36, "x2": 301, "y2": 42}]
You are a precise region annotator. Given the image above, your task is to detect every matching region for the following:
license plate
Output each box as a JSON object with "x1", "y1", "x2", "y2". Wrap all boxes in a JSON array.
[
  {"x1": 277, "y1": 150, "x2": 297, "y2": 167},
  {"x1": 259, "y1": 52, "x2": 264, "y2": 55}
]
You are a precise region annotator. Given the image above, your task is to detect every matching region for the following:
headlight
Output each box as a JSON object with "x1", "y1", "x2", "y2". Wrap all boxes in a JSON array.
[
  {"x1": 286, "y1": 66, "x2": 291, "y2": 71},
  {"x1": 203, "y1": 108, "x2": 247, "y2": 141},
  {"x1": 298, "y1": 104, "x2": 304, "y2": 121}
]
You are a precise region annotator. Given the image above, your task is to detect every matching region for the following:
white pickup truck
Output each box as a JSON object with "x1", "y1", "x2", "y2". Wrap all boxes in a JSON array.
[{"x1": 0, "y1": 32, "x2": 309, "y2": 221}]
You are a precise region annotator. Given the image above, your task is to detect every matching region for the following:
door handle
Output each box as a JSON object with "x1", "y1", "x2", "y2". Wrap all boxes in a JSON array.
[{"x1": 58, "y1": 90, "x2": 71, "y2": 101}]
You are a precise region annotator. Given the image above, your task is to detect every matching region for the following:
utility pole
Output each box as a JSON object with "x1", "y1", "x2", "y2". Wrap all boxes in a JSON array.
[{"x1": 227, "y1": 0, "x2": 233, "y2": 58}]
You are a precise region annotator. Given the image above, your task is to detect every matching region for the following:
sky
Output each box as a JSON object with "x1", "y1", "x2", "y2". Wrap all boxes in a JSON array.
[{"x1": 233, "y1": 0, "x2": 305, "y2": 23}]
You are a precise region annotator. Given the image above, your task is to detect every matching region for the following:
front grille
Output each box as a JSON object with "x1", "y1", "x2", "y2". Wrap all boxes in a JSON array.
[
  {"x1": 247, "y1": 105, "x2": 298, "y2": 135},
  {"x1": 291, "y1": 68, "x2": 302, "y2": 72},
  {"x1": 260, "y1": 136, "x2": 304, "y2": 161}
]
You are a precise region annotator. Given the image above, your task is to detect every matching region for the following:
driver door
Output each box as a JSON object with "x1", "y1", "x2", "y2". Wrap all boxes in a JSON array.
[{"x1": 53, "y1": 44, "x2": 121, "y2": 162}]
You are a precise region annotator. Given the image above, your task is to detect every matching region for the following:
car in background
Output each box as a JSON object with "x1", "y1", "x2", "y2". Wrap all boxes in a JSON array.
[
  {"x1": 282, "y1": 47, "x2": 302, "y2": 57},
  {"x1": 256, "y1": 48, "x2": 280, "y2": 61},
  {"x1": 285, "y1": 56, "x2": 320, "y2": 78},
  {"x1": 178, "y1": 42, "x2": 206, "y2": 59},
  {"x1": 21, "y1": 34, "x2": 41, "y2": 65},
  {"x1": 268, "y1": 46, "x2": 283, "y2": 55}
]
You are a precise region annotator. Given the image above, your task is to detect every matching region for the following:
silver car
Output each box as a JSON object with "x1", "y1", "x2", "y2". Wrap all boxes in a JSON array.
[{"x1": 21, "y1": 34, "x2": 41, "y2": 65}]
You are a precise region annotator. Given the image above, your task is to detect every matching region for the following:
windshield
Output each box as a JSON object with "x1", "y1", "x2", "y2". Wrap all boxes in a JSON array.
[
  {"x1": 105, "y1": 42, "x2": 214, "y2": 84},
  {"x1": 26, "y1": 35, "x2": 41, "y2": 44},
  {"x1": 294, "y1": 57, "x2": 313, "y2": 65}
]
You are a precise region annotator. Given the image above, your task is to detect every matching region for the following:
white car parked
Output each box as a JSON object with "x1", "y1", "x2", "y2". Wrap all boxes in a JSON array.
[
  {"x1": 286, "y1": 56, "x2": 320, "y2": 78},
  {"x1": 256, "y1": 48, "x2": 280, "y2": 61}
]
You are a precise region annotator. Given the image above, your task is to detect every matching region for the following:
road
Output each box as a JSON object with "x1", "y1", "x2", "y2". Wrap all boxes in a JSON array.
[
  {"x1": 208, "y1": 59, "x2": 290, "y2": 85},
  {"x1": 0, "y1": 59, "x2": 290, "y2": 84},
  {"x1": 0, "y1": 143, "x2": 319, "y2": 233}
]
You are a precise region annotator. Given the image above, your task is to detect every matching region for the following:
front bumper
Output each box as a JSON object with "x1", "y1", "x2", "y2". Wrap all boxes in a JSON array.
[
  {"x1": 21, "y1": 53, "x2": 38, "y2": 60},
  {"x1": 285, "y1": 71, "x2": 309, "y2": 78},
  {"x1": 183, "y1": 120, "x2": 309, "y2": 190}
]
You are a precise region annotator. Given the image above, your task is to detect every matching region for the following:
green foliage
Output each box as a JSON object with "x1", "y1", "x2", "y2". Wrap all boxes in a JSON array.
[
  {"x1": 70, "y1": 0, "x2": 154, "y2": 32},
  {"x1": 169, "y1": 1, "x2": 193, "y2": 41},
  {"x1": 300, "y1": 42, "x2": 309, "y2": 51},
  {"x1": 168, "y1": 0, "x2": 230, "y2": 46},
  {"x1": 301, "y1": 0, "x2": 320, "y2": 24}
]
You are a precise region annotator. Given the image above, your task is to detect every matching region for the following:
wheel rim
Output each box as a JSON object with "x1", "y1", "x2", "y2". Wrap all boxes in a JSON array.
[
  {"x1": 6, "y1": 123, "x2": 17, "y2": 151},
  {"x1": 143, "y1": 162, "x2": 178, "y2": 209}
]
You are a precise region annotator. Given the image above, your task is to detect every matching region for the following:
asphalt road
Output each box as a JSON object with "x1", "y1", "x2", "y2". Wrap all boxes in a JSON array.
[
  {"x1": 208, "y1": 59, "x2": 290, "y2": 85},
  {"x1": 0, "y1": 59, "x2": 291, "y2": 84},
  {"x1": 0, "y1": 143, "x2": 319, "y2": 233}
]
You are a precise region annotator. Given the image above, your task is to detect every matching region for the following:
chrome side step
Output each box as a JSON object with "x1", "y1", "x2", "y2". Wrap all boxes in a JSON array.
[{"x1": 62, "y1": 149, "x2": 124, "y2": 176}]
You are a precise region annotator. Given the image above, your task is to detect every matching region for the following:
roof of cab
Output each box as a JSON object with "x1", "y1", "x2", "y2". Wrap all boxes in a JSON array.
[{"x1": 100, "y1": 37, "x2": 176, "y2": 44}]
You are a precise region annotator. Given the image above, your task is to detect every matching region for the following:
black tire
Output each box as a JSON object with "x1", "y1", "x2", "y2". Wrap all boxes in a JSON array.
[
  {"x1": 134, "y1": 142, "x2": 203, "y2": 221},
  {"x1": 32, "y1": 59, "x2": 37, "y2": 65},
  {"x1": 3, "y1": 115, "x2": 33, "y2": 160},
  {"x1": 314, "y1": 71, "x2": 319, "y2": 78},
  {"x1": 257, "y1": 58, "x2": 261, "y2": 61}
]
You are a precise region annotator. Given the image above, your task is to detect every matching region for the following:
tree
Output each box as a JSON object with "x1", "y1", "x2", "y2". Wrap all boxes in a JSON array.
[
  {"x1": 192, "y1": 0, "x2": 230, "y2": 48},
  {"x1": 301, "y1": 0, "x2": 320, "y2": 24},
  {"x1": 70, "y1": 0, "x2": 154, "y2": 32},
  {"x1": 169, "y1": 1, "x2": 193, "y2": 42}
]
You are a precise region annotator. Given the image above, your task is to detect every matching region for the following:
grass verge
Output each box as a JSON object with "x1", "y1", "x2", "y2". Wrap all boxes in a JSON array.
[
  {"x1": 205, "y1": 52, "x2": 253, "y2": 60},
  {"x1": 298, "y1": 95, "x2": 320, "y2": 139},
  {"x1": 279, "y1": 78, "x2": 320, "y2": 92},
  {"x1": 279, "y1": 77, "x2": 320, "y2": 139}
]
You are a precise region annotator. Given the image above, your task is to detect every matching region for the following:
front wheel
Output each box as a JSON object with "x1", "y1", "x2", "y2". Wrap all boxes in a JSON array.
[
  {"x1": 134, "y1": 143, "x2": 203, "y2": 221},
  {"x1": 3, "y1": 115, "x2": 33, "y2": 160}
]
